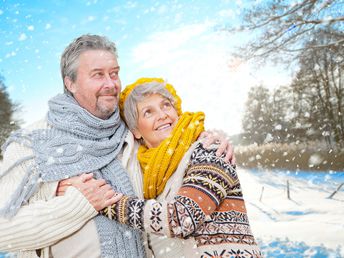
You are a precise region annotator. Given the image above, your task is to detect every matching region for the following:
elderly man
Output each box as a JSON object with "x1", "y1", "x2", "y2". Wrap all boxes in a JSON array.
[
  {"x1": 0, "y1": 34, "x2": 147, "y2": 258},
  {"x1": 0, "y1": 34, "x2": 233, "y2": 258}
]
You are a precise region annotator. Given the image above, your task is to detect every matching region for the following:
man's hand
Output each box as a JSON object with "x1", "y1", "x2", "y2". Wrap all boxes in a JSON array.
[
  {"x1": 199, "y1": 130, "x2": 235, "y2": 164},
  {"x1": 56, "y1": 173, "x2": 123, "y2": 211}
]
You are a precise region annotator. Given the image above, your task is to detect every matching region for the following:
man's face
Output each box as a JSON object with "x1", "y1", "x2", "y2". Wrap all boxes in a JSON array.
[{"x1": 65, "y1": 50, "x2": 121, "y2": 119}]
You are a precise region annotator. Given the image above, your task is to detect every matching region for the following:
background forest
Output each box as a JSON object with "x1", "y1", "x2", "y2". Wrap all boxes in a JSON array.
[{"x1": 229, "y1": 0, "x2": 344, "y2": 171}]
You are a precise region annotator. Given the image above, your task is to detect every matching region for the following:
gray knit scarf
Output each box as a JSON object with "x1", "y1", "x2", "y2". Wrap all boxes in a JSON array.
[{"x1": 0, "y1": 93, "x2": 146, "y2": 258}]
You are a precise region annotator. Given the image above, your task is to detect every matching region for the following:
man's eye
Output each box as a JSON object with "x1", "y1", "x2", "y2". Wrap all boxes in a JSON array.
[
  {"x1": 110, "y1": 71, "x2": 119, "y2": 79},
  {"x1": 94, "y1": 72, "x2": 103, "y2": 78}
]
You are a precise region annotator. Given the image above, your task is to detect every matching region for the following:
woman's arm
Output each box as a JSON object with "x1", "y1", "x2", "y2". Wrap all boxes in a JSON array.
[{"x1": 102, "y1": 143, "x2": 237, "y2": 238}]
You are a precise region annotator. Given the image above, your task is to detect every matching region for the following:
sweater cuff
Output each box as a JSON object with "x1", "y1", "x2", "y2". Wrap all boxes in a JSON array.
[{"x1": 101, "y1": 196, "x2": 145, "y2": 231}]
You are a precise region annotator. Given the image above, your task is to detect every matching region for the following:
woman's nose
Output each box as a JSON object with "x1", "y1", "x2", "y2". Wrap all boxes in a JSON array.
[{"x1": 157, "y1": 109, "x2": 168, "y2": 120}]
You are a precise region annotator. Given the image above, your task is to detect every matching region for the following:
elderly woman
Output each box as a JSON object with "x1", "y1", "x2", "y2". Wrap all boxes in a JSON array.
[{"x1": 102, "y1": 78, "x2": 261, "y2": 258}]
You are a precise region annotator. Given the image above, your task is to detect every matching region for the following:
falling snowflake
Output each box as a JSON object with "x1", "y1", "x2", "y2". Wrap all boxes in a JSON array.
[
  {"x1": 18, "y1": 33, "x2": 27, "y2": 41},
  {"x1": 308, "y1": 154, "x2": 323, "y2": 166},
  {"x1": 275, "y1": 124, "x2": 282, "y2": 130}
]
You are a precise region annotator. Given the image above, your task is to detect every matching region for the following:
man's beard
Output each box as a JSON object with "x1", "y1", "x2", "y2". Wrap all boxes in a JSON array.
[
  {"x1": 96, "y1": 100, "x2": 116, "y2": 119},
  {"x1": 96, "y1": 88, "x2": 118, "y2": 119}
]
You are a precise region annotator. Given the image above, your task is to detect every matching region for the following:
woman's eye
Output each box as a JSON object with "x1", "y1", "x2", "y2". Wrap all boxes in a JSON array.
[
  {"x1": 163, "y1": 101, "x2": 172, "y2": 108},
  {"x1": 143, "y1": 110, "x2": 152, "y2": 117}
]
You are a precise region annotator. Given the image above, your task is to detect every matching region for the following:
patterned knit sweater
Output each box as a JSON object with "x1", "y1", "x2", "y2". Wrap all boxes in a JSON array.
[{"x1": 103, "y1": 142, "x2": 262, "y2": 258}]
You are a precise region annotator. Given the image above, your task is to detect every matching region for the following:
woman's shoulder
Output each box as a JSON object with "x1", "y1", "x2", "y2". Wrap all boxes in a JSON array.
[{"x1": 189, "y1": 142, "x2": 236, "y2": 172}]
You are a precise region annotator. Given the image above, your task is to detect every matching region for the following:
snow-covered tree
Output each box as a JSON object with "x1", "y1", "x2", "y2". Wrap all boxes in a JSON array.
[
  {"x1": 290, "y1": 29, "x2": 344, "y2": 147},
  {"x1": 242, "y1": 85, "x2": 296, "y2": 145},
  {"x1": 0, "y1": 75, "x2": 20, "y2": 158},
  {"x1": 242, "y1": 28, "x2": 343, "y2": 147},
  {"x1": 228, "y1": 0, "x2": 344, "y2": 64},
  {"x1": 242, "y1": 85, "x2": 273, "y2": 145},
  {"x1": 270, "y1": 86, "x2": 294, "y2": 142}
]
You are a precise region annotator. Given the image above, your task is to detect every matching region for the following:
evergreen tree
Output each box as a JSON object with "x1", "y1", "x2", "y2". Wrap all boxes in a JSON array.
[
  {"x1": 270, "y1": 86, "x2": 294, "y2": 142},
  {"x1": 242, "y1": 85, "x2": 273, "y2": 145},
  {"x1": 0, "y1": 75, "x2": 20, "y2": 158}
]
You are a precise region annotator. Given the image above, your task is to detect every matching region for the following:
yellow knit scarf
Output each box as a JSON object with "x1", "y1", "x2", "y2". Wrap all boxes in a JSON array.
[{"x1": 138, "y1": 111, "x2": 205, "y2": 199}]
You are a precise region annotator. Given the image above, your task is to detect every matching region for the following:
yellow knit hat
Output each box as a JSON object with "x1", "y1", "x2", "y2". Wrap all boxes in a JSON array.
[{"x1": 119, "y1": 77, "x2": 182, "y2": 116}]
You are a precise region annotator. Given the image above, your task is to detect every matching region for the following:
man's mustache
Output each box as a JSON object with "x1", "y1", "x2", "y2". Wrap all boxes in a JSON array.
[{"x1": 97, "y1": 89, "x2": 118, "y2": 97}]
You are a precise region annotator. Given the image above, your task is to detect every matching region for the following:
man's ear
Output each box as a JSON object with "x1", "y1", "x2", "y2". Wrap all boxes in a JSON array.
[
  {"x1": 132, "y1": 129, "x2": 142, "y2": 140},
  {"x1": 64, "y1": 77, "x2": 76, "y2": 94}
]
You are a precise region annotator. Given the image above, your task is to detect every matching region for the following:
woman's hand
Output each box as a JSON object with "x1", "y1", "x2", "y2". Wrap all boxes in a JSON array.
[
  {"x1": 56, "y1": 173, "x2": 123, "y2": 211},
  {"x1": 199, "y1": 130, "x2": 235, "y2": 164}
]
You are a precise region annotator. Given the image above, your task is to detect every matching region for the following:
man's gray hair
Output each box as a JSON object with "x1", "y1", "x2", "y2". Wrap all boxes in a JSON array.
[
  {"x1": 123, "y1": 82, "x2": 175, "y2": 131},
  {"x1": 60, "y1": 34, "x2": 118, "y2": 93}
]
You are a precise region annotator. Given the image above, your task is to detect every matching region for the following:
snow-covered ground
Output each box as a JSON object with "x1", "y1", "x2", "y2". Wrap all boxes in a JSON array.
[{"x1": 239, "y1": 169, "x2": 344, "y2": 257}]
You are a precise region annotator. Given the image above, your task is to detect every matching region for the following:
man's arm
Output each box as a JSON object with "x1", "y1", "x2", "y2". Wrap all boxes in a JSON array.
[
  {"x1": 199, "y1": 129, "x2": 236, "y2": 164},
  {"x1": 0, "y1": 141, "x2": 119, "y2": 252},
  {"x1": 0, "y1": 187, "x2": 97, "y2": 251}
]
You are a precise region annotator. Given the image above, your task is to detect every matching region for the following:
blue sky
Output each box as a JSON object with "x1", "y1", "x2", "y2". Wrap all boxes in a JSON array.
[{"x1": 0, "y1": 0, "x2": 291, "y2": 135}]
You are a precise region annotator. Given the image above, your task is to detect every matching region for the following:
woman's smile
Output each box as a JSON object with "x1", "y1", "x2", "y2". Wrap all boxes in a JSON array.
[{"x1": 155, "y1": 123, "x2": 172, "y2": 131}]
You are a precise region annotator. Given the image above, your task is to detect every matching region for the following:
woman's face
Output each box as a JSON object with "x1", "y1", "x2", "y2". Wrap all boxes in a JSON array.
[{"x1": 133, "y1": 93, "x2": 179, "y2": 148}]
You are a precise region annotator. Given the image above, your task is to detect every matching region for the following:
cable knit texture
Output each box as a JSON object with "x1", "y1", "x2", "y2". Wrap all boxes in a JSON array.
[{"x1": 0, "y1": 93, "x2": 145, "y2": 258}]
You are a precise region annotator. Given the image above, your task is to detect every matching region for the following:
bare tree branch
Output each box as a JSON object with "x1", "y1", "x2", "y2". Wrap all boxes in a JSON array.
[
  {"x1": 226, "y1": 0, "x2": 344, "y2": 63},
  {"x1": 279, "y1": 38, "x2": 344, "y2": 52},
  {"x1": 295, "y1": 16, "x2": 344, "y2": 25}
]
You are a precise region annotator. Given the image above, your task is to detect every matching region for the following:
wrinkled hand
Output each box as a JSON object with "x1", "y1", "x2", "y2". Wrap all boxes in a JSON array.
[
  {"x1": 199, "y1": 130, "x2": 235, "y2": 164},
  {"x1": 56, "y1": 173, "x2": 123, "y2": 211}
]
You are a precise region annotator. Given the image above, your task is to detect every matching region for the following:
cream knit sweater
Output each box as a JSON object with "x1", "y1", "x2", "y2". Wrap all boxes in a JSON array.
[{"x1": 0, "y1": 119, "x2": 145, "y2": 258}]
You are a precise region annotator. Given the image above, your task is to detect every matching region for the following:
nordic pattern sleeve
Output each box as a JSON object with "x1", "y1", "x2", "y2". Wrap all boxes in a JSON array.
[{"x1": 102, "y1": 143, "x2": 237, "y2": 238}]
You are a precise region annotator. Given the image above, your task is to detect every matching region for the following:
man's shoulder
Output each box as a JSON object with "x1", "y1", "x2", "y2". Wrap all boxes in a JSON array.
[
  {"x1": 0, "y1": 119, "x2": 48, "y2": 166},
  {"x1": 23, "y1": 118, "x2": 48, "y2": 131}
]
